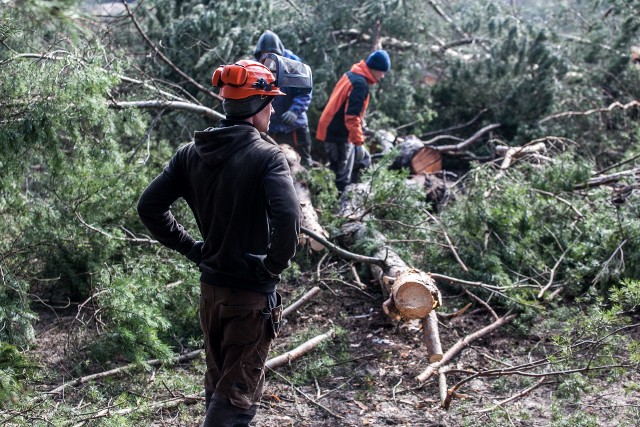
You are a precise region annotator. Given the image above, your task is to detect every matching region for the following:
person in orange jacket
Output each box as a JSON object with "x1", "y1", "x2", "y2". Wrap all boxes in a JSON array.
[{"x1": 316, "y1": 49, "x2": 390, "y2": 193}]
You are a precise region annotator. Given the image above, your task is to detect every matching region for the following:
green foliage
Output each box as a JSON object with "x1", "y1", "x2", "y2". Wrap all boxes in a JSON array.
[
  {"x1": 423, "y1": 153, "x2": 640, "y2": 306},
  {"x1": 1, "y1": 0, "x2": 640, "y2": 422},
  {"x1": 287, "y1": 327, "x2": 349, "y2": 385},
  {"x1": 88, "y1": 257, "x2": 201, "y2": 364},
  {"x1": 0, "y1": 342, "x2": 37, "y2": 406},
  {"x1": 1, "y1": 3, "x2": 151, "y2": 347},
  {"x1": 307, "y1": 167, "x2": 341, "y2": 232},
  {"x1": 431, "y1": 13, "x2": 564, "y2": 142}
]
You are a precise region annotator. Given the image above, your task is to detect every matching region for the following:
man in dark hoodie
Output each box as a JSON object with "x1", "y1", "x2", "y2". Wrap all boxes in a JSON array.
[
  {"x1": 137, "y1": 59, "x2": 301, "y2": 427},
  {"x1": 254, "y1": 30, "x2": 313, "y2": 168}
]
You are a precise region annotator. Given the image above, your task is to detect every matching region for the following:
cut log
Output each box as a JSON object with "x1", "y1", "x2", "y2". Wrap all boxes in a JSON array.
[
  {"x1": 337, "y1": 222, "x2": 444, "y2": 362},
  {"x1": 383, "y1": 269, "x2": 441, "y2": 320},
  {"x1": 279, "y1": 143, "x2": 328, "y2": 251},
  {"x1": 411, "y1": 146, "x2": 443, "y2": 174},
  {"x1": 391, "y1": 135, "x2": 442, "y2": 174}
]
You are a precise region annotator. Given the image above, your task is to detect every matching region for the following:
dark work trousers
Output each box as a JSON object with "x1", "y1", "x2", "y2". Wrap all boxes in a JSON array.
[
  {"x1": 269, "y1": 126, "x2": 313, "y2": 168},
  {"x1": 199, "y1": 283, "x2": 275, "y2": 427},
  {"x1": 324, "y1": 140, "x2": 355, "y2": 193}
]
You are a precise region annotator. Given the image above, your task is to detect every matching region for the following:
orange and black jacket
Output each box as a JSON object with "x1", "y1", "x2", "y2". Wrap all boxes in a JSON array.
[{"x1": 316, "y1": 61, "x2": 378, "y2": 146}]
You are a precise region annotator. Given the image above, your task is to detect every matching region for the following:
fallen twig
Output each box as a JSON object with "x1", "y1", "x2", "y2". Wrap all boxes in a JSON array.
[
  {"x1": 463, "y1": 289, "x2": 498, "y2": 320},
  {"x1": 474, "y1": 377, "x2": 548, "y2": 414},
  {"x1": 437, "y1": 303, "x2": 472, "y2": 320},
  {"x1": 35, "y1": 350, "x2": 203, "y2": 403},
  {"x1": 266, "y1": 329, "x2": 336, "y2": 370},
  {"x1": 70, "y1": 392, "x2": 202, "y2": 426},
  {"x1": 282, "y1": 286, "x2": 322, "y2": 318},
  {"x1": 267, "y1": 368, "x2": 347, "y2": 422},
  {"x1": 416, "y1": 313, "x2": 517, "y2": 383},
  {"x1": 434, "y1": 123, "x2": 501, "y2": 154},
  {"x1": 539, "y1": 100, "x2": 640, "y2": 124}
]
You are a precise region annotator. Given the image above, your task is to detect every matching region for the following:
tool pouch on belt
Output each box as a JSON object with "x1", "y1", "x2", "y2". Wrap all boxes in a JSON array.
[{"x1": 263, "y1": 292, "x2": 283, "y2": 339}]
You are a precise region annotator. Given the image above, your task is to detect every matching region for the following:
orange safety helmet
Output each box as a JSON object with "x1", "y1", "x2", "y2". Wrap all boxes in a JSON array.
[{"x1": 212, "y1": 60, "x2": 286, "y2": 100}]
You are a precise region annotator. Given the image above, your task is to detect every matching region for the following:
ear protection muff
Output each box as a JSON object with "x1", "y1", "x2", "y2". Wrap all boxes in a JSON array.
[{"x1": 212, "y1": 64, "x2": 249, "y2": 87}]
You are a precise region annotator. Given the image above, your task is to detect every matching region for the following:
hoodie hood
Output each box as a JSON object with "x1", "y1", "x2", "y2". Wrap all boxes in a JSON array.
[
  {"x1": 193, "y1": 121, "x2": 261, "y2": 167},
  {"x1": 351, "y1": 60, "x2": 378, "y2": 84},
  {"x1": 254, "y1": 30, "x2": 285, "y2": 59}
]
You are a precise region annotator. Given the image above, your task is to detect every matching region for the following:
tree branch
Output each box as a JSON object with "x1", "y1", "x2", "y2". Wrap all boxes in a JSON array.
[
  {"x1": 416, "y1": 313, "x2": 517, "y2": 383},
  {"x1": 433, "y1": 124, "x2": 502, "y2": 153},
  {"x1": 300, "y1": 226, "x2": 386, "y2": 266},
  {"x1": 123, "y1": 2, "x2": 223, "y2": 102},
  {"x1": 539, "y1": 101, "x2": 640, "y2": 124},
  {"x1": 109, "y1": 99, "x2": 224, "y2": 120}
]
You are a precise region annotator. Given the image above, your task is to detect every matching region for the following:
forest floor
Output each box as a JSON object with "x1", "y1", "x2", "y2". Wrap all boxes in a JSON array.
[{"x1": 23, "y1": 263, "x2": 640, "y2": 427}]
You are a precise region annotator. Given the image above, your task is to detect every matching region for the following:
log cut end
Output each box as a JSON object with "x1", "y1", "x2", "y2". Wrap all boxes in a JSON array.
[{"x1": 388, "y1": 269, "x2": 441, "y2": 319}]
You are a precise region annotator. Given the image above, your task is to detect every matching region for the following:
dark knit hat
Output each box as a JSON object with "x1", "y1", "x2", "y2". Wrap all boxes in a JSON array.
[
  {"x1": 365, "y1": 49, "x2": 391, "y2": 72},
  {"x1": 222, "y1": 95, "x2": 273, "y2": 120}
]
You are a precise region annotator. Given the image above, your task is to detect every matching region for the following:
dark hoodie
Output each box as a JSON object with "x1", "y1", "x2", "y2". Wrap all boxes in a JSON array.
[
  {"x1": 253, "y1": 31, "x2": 312, "y2": 134},
  {"x1": 253, "y1": 30, "x2": 285, "y2": 58},
  {"x1": 137, "y1": 121, "x2": 300, "y2": 293}
]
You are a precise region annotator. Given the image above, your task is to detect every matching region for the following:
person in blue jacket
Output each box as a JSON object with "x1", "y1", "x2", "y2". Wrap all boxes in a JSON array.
[{"x1": 254, "y1": 30, "x2": 314, "y2": 168}]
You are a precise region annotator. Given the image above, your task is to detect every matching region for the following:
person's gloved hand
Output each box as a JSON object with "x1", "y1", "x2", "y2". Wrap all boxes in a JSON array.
[
  {"x1": 354, "y1": 145, "x2": 366, "y2": 162},
  {"x1": 280, "y1": 110, "x2": 298, "y2": 125},
  {"x1": 186, "y1": 241, "x2": 204, "y2": 265},
  {"x1": 244, "y1": 253, "x2": 280, "y2": 282}
]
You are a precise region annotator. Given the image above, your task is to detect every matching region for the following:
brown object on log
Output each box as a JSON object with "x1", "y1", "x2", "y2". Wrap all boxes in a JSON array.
[
  {"x1": 423, "y1": 311, "x2": 443, "y2": 362},
  {"x1": 383, "y1": 269, "x2": 441, "y2": 319},
  {"x1": 279, "y1": 144, "x2": 328, "y2": 251},
  {"x1": 411, "y1": 146, "x2": 442, "y2": 174}
]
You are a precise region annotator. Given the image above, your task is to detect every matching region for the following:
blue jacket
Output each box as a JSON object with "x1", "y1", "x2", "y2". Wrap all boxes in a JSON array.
[{"x1": 254, "y1": 31, "x2": 312, "y2": 134}]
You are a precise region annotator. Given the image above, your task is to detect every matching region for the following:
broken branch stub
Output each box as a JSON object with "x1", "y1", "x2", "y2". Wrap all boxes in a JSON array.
[{"x1": 423, "y1": 311, "x2": 443, "y2": 362}]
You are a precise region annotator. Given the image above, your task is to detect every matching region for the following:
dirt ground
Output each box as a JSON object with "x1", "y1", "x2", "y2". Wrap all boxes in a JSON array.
[{"x1": 25, "y1": 267, "x2": 640, "y2": 427}]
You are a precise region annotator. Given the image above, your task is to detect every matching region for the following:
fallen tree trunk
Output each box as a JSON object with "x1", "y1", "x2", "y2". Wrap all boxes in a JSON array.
[
  {"x1": 423, "y1": 311, "x2": 444, "y2": 363},
  {"x1": 337, "y1": 222, "x2": 444, "y2": 361},
  {"x1": 279, "y1": 143, "x2": 328, "y2": 251}
]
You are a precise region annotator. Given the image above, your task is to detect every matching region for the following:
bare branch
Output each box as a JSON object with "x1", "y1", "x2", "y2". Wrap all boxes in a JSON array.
[
  {"x1": 474, "y1": 377, "x2": 548, "y2": 414},
  {"x1": 123, "y1": 2, "x2": 223, "y2": 102},
  {"x1": 266, "y1": 329, "x2": 336, "y2": 370},
  {"x1": 300, "y1": 226, "x2": 386, "y2": 266},
  {"x1": 109, "y1": 99, "x2": 224, "y2": 120},
  {"x1": 539, "y1": 101, "x2": 640, "y2": 124},
  {"x1": 575, "y1": 167, "x2": 640, "y2": 190},
  {"x1": 282, "y1": 286, "x2": 322, "y2": 318},
  {"x1": 433, "y1": 124, "x2": 502, "y2": 154},
  {"x1": 75, "y1": 212, "x2": 157, "y2": 244},
  {"x1": 416, "y1": 313, "x2": 517, "y2": 383}
]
